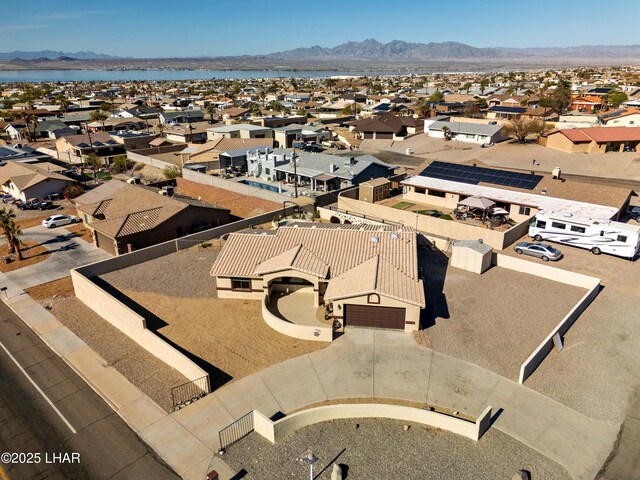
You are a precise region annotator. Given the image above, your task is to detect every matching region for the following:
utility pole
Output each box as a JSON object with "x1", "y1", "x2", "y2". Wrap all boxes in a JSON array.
[{"x1": 292, "y1": 148, "x2": 299, "y2": 198}]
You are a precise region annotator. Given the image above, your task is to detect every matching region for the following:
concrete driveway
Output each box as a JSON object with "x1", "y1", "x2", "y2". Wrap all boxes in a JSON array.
[
  {"x1": 171, "y1": 329, "x2": 618, "y2": 480},
  {"x1": 4, "y1": 225, "x2": 111, "y2": 289}
]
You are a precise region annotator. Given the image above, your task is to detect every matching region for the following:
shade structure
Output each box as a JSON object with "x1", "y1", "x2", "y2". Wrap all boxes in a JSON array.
[{"x1": 458, "y1": 196, "x2": 496, "y2": 209}]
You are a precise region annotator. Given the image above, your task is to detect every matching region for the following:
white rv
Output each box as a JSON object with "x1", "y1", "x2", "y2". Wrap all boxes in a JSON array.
[{"x1": 529, "y1": 210, "x2": 640, "y2": 259}]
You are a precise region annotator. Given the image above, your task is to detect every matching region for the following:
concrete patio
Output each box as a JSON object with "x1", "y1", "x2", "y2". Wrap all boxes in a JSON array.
[{"x1": 267, "y1": 288, "x2": 328, "y2": 328}]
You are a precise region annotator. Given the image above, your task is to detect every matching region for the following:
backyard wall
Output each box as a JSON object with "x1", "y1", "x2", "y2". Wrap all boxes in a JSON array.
[
  {"x1": 491, "y1": 253, "x2": 601, "y2": 383},
  {"x1": 253, "y1": 404, "x2": 493, "y2": 443},
  {"x1": 336, "y1": 194, "x2": 527, "y2": 250},
  {"x1": 182, "y1": 168, "x2": 292, "y2": 204},
  {"x1": 126, "y1": 150, "x2": 175, "y2": 170},
  {"x1": 71, "y1": 270, "x2": 209, "y2": 388}
]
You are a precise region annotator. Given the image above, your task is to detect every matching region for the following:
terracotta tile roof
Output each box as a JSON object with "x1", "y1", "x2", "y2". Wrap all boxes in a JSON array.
[
  {"x1": 75, "y1": 180, "x2": 225, "y2": 239},
  {"x1": 560, "y1": 126, "x2": 640, "y2": 143},
  {"x1": 211, "y1": 223, "x2": 424, "y2": 307},
  {"x1": 324, "y1": 255, "x2": 425, "y2": 307},
  {"x1": 560, "y1": 129, "x2": 593, "y2": 143},
  {"x1": 255, "y1": 244, "x2": 330, "y2": 278}
]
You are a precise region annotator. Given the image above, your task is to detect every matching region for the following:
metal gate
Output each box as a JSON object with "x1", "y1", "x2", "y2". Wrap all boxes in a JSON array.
[
  {"x1": 170, "y1": 375, "x2": 210, "y2": 412},
  {"x1": 219, "y1": 411, "x2": 254, "y2": 450}
]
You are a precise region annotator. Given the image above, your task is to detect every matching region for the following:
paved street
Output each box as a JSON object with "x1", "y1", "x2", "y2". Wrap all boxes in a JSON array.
[{"x1": 0, "y1": 301, "x2": 180, "y2": 480}]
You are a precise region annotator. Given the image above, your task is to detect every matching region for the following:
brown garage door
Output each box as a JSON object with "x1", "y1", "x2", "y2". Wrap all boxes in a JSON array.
[{"x1": 344, "y1": 305, "x2": 405, "y2": 330}]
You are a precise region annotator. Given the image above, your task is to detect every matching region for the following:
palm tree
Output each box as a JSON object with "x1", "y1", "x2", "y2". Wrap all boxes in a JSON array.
[
  {"x1": 84, "y1": 152, "x2": 102, "y2": 182},
  {"x1": 205, "y1": 104, "x2": 217, "y2": 124},
  {"x1": 90, "y1": 110, "x2": 108, "y2": 131},
  {"x1": 0, "y1": 208, "x2": 22, "y2": 260},
  {"x1": 157, "y1": 122, "x2": 165, "y2": 138}
]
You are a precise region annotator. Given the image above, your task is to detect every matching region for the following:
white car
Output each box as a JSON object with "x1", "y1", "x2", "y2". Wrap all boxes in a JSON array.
[{"x1": 42, "y1": 214, "x2": 80, "y2": 228}]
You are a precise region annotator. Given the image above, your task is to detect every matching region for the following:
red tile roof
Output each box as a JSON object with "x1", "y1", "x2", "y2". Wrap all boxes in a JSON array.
[{"x1": 560, "y1": 126, "x2": 640, "y2": 143}]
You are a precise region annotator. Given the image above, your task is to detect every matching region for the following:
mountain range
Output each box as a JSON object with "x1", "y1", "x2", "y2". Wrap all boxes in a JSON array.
[
  {"x1": 267, "y1": 39, "x2": 640, "y2": 59},
  {"x1": 0, "y1": 50, "x2": 116, "y2": 61}
]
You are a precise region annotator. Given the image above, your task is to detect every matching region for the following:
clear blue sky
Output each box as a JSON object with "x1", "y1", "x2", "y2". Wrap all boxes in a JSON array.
[{"x1": 2, "y1": 0, "x2": 639, "y2": 57}]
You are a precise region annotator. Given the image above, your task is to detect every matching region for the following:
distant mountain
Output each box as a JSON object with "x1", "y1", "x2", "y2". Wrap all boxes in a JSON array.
[
  {"x1": 268, "y1": 38, "x2": 640, "y2": 59},
  {"x1": 0, "y1": 50, "x2": 116, "y2": 60}
]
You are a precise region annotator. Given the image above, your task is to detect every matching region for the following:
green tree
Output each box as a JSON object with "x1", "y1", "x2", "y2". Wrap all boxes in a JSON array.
[
  {"x1": 62, "y1": 184, "x2": 84, "y2": 199},
  {"x1": 112, "y1": 154, "x2": 133, "y2": 174},
  {"x1": 205, "y1": 104, "x2": 218, "y2": 123},
  {"x1": 429, "y1": 90, "x2": 444, "y2": 103},
  {"x1": 84, "y1": 152, "x2": 102, "y2": 181},
  {"x1": 462, "y1": 82, "x2": 472, "y2": 94},
  {"x1": 99, "y1": 102, "x2": 112, "y2": 112},
  {"x1": 0, "y1": 208, "x2": 23, "y2": 260},
  {"x1": 90, "y1": 110, "x2": 108, "y2": 130},
  {"x1": 479, "y1": 78, "x2": 490, "y2": 95},
  {"x1": 163, "y1": 165, "x2": 182, "y2": 179},
  {"x1": 604, "y1": 91, "x2": 628, "y2": 108},
  {"x1": 502, "y1": 116, "x2": 545, "y2": 143}
]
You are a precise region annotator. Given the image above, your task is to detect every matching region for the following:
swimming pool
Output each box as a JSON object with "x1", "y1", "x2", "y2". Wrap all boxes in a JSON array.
[{"x1": 239, "y1": 179, "x2": 286, "y2": 193}]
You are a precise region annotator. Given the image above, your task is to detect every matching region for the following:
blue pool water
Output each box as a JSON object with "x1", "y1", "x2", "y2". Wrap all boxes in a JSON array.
[{"x1": 239, "y1": 179, "x2": 286, "y2": 193}]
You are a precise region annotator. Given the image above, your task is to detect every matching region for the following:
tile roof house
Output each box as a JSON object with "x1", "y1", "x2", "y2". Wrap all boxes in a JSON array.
[
  {"x1": 544, "y1": 126, "x2": 640, "y2": 154},
  {"x1": 597, "y1": 108, "x2": 640, "y2": 126},
  {"x1": 425, "y1": 120, "x2": 506, "y2": 145},
  {"x1": 210, "y1": 223, "x2": 425, "y2": 332},
  {"x1": 74, "y1": 181, "x2": 230, "y2": 255},
  {"x1": 0, "y1": 160, "x2": 76, "y2": 202}
]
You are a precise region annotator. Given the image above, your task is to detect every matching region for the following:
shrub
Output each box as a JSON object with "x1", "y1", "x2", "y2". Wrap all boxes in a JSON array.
[
  {"x1": 163, "y1": 165, "x2": 182, "y2": 179},
  {"x1": 63, "y1": 184, "x2": 84, "y2": 199},
  {"x1": 111, "y1": 155, "x2": 133, "y2": 174}
]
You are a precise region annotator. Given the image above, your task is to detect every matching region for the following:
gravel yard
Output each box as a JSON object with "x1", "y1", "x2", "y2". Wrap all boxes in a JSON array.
[
  {"x1": 223, "y1": 418, "x2": 570, "y2": 480},
  {"x1": 25, "y1": 277, "x2": 189, "y2": 412},
  {"x1": 99, "y1": 247, "x2": 327, "y2": 390},
  {"x1": 422, "y1": 249, "x2": 587, "y2": 381}
]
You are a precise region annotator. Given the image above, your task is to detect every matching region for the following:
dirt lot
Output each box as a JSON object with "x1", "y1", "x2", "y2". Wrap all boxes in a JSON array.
[
  {"x1": 175, "y1": 177, "x2": 281, "y2": 219},
  {"x1": 25, "y1": 277, "x2": 189, "y2": 412},
  {"x1": 421, "y1": 248, "x2": 586, "y2": 381},
  {"x1": 99, "y1": 248, "x2": 327, "y2": 390},
  {"x1": 0, "y1": 240, "x2": 50, "y2": 272}
]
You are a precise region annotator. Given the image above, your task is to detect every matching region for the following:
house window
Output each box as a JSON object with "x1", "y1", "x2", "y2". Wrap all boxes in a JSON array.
[
  {"x1": 518, "y1": 206, "x2": 531, "y2": 216},
  {"x1": 231, "y1": 278, "x2": 251, "y2": 291},
  {"x1": 265, "y1": 168, "x2": 271, "y2": 175},
  {"x1": 429, "y1": 190, "x2": 446, "y2": 198},
  {"x1": 617, "y1": 235, "x2": 628, "y2": 242},
  {"x1": 414, "y1": 187, "x2": 426, "y2": 194},
  {"x1": 570, "y1": 225, "x2": 586, "y2": 233},
  {"x1": 367, "y1": 293, "x2": 380, "y2": 304},
  {"x1": 551, "y1": 221, "x2": 566, "y2": 229}
]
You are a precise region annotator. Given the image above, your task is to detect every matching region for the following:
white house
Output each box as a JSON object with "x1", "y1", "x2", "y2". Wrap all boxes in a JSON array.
[{"x1": 426, "y1": 120, "x2": 506, "y2": 145}]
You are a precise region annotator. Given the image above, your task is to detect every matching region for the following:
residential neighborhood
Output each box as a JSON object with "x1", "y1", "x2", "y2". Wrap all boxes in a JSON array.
[{"x1": 1, "y1": 2, "x2": 640, "y2": 480}]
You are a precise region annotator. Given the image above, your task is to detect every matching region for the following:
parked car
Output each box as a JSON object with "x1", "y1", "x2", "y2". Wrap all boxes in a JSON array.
[
  {"x1": 514, "y1": 242, "x2": 563, "y2": 261},
  {"x1": 1, "y1": 194, "x2": 13, "y2": 203},
  {"x1": 16, "y1": 198, "x2": 40, "y2": 210},
  {"x1": 629, "y1": 206, "x2": 640, "y2": 221},
  {"x1": 41, "y1": 214, "x2": 80, "y2": 228},
  {"x1": 303, "y1": 143, "x2": 323, "y2": 152}
]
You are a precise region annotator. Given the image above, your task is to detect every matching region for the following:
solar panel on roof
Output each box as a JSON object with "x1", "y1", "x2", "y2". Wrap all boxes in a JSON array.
[{"x1": 420, "y1": 161, "x2": 543, "y2": 190}]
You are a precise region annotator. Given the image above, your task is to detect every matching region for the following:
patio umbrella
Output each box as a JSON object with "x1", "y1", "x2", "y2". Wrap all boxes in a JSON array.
[{"x1": 458, "y1": 196, "x2": 496, "y2": 210}]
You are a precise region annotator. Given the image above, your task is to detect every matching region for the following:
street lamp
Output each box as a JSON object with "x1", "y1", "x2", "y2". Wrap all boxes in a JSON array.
[{"x1": 302, "y1": 450, "x2": 318, "y2": 480}]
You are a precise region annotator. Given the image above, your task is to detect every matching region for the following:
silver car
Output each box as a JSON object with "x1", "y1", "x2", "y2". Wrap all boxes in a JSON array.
[{"x1": 514, "y1": 242, "x2": 562, "y2": 261}]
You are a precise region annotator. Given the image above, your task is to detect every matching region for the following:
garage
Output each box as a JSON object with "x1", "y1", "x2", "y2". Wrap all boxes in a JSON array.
[{"x1": 344, "y1": 305, "x2": 406, "y2": 330}]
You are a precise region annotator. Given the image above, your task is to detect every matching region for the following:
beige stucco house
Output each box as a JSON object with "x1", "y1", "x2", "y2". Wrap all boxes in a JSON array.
[{"x1": 210, "y1": 224, "x2": 425, "y2": 333}]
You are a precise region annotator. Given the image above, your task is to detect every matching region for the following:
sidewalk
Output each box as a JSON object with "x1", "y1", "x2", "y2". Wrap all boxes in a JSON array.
[
  {"x1": 1, "y1": 268, "x2": 620, "y2": 479},
  {"x1": 0, "y1": 272, "x2": 235, "y2": 480},
  {"x1": 172, "y1": 329, "x2": 618, "y2": 480}
]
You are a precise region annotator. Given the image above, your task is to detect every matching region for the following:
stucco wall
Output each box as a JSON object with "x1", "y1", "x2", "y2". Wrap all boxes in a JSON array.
[
  {"x1": 337, "y1": 194, "x2": 522, "y2": 250},
  {"x1": 261, "y1": 293, "x2": 333, "y2": 342},
  {"x1": 254, "y1": 404, "x2": 492, "y2": 443},
  {"x1": 491, "y1": 254, "x2": 601, "y2": 384},
  {"x1": 215, "y1": 276, "x2": 265, "y2": 300},
  {"x1": 71, "y1": 270, "x2": 209, "y2": 386}
]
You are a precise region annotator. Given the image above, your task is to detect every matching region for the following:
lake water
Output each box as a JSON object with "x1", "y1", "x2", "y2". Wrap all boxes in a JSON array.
[{"x1": 0, "y1": 69, "x2": 399, "y2": 83}]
